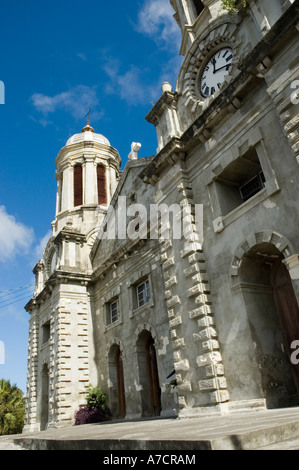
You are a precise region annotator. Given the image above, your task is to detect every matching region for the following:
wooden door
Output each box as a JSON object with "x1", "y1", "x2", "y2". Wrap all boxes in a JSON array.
[
  {"x1": 146, "y1": 335, "x2": 161, "y2": 416},
  {"x1": 116, "y1": 348, "x2": 126, "y2": 419}
]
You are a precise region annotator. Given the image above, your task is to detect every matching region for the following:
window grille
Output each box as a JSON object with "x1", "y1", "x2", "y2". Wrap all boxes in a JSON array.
[{"x1": 137, "y1": 279, "x2": 150, "y2": 308}]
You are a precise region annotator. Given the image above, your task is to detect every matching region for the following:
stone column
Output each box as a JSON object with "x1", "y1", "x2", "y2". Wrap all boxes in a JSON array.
[
  {"x1": 61, "y1": 164, "x2": 73, "y2": 212},
  {"x1": 109, "y1": 163, "x2": 118, "y2": 198},
  {"x1": 24, "y1": 310, "x2": 40, "y2": 433},
  {"x1": 106, "y1": 164, "x2": 111, "y2": 205},
  {"x1": 55, "y1": 171, "x2": 60, "y2": 216},
  {"x1": 84, "y1": 156, "x2": 97, "y2": 205}
]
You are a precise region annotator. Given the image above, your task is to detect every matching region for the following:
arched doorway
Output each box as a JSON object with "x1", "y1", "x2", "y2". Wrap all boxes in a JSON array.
[
  {"x1": 108, "y1": 345, "x2": 126, "y2": 419},
  {"x1": 239, "y1": 242, "x2": 299, "y2": 407},
  {"x1": 40, "y1": 363, "x2": 49, "y2": 431},
  {"x1": 137, "y1": 330, "x2": 161, "y2": 417}
]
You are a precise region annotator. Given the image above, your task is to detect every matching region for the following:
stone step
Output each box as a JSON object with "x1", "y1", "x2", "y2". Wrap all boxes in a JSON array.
[
  {"x1": 8, "y1": 406, "x2": 299, "y2": 451},
  {"x1": 258, "y1": 437, "x2": 299, "y2": 450}
]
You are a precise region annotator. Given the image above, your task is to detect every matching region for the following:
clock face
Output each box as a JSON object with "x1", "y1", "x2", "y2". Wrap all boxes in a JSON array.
[
  {"x1": 50, "y1": 251, "x2": 57, "y2": 274},
  {"x1": 200, "y1": 47, "x2": 233, "y2": 98}
]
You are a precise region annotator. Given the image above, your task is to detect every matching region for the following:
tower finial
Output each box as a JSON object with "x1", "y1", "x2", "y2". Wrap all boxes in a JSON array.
[
  {"x1": 82, "y1": 109, "x2": 95, "y2": 133},
  {"x1": 85, "y1": 108, "x2": 91, "y2": 126}
]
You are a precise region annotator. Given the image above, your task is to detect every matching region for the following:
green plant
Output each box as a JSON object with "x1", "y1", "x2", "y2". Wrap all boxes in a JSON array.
[
  {"x1": 85, "y1": 385, "x2": 107, "y2": 410},
  {"x1": 221, "y1": 0, "x2": 247, "y2": 14},
  {"x1": 74, "y1": 385, "x2": 112, "y2": 426},
  {"x1": 0, "y1": 379, "x2": 25, "y2": 435}
]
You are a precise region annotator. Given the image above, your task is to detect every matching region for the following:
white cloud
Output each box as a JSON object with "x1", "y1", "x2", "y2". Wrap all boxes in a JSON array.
[
  {"x1": 31, "y1": 85, "x2": 103, "y2": 121},
  {"x1": 135, "y1": 0, "x2": 180, "y2": 50},
  {"x1": 102, "y1": 53, "x2": 183, "y2": 106},
  {"x1": 77, "y1": 52, "x2": 88, "y2": 61},
  {"x1": 0, "y1": 206, "x2": 34, "y2": 263},
  {"x1": 103, "y1": 59, "x2": 158, "y2": 105},
  {"x1": 101, "y1": 0, "x2": 182, "y2": 106}
]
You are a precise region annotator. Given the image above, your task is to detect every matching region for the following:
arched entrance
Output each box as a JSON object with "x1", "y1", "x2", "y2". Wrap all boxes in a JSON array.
[
  {"x1": 239, "y1": 242, "x2": 299, "y2": 407},
  {"x1": 137, "y1": 330, "x2": 161, "y2": 417},
  {"x1": 108, "y1": 344, "x2": 126, "y2": 419},
  {"x1": 40, "y1": 363, "x2": 49, "y2": 431}
]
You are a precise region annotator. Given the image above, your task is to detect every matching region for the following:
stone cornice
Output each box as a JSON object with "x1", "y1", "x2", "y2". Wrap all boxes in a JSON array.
[
  {"x1": 139, "y1": 138, "x2": 185, "y2": 184},
  {"x1": 54, "y1": 228, "x2": 86, "y2": 245},
  {"x1": 55, "y1": 142, "x2": 121, "y2": 170},
  {"x1": 24, "y1": 270, "x2": 92, "y2": 313},
  {"x1": 145, "y1": 91, "x2": 178, "y2": 125}
]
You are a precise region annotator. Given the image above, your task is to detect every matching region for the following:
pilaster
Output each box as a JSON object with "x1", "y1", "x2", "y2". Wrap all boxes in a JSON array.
[
  {"x1": 263, "y1": 23, "x2": 299, "y2": 165},
  {"x1": 24, "y1": 311, "x2": 40, "y2": 432},
  {"x1": 156, "y1": 156, "x2": 229, "y2": 416},
  {"x1": 84, "y1": 156, "x2": 96, "y2": 205},
  {"x1": 48, "y1": 292, "x2": 90, "y2": 428}
]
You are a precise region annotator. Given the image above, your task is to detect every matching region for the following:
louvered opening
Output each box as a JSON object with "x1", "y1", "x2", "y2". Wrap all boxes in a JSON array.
[
  {"x1": 97, "y1": 165, "x2": 107, "y2": 205},
  {"x1": 74, "y1": 164, "x2": 83, "y2": 207}
]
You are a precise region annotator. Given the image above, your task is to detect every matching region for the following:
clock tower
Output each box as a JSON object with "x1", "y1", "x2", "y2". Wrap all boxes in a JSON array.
[{"x1": 142, "y1": 0, "x2": 299, "y2": 416}]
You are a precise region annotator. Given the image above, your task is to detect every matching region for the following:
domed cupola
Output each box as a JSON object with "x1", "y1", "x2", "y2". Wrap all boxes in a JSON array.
[
  {"x1": 53, "y1": 121, "x2": 121, "y2": 235},
  {"x1": 66, "y1": 121, "x2": 111, "y2": 147}
]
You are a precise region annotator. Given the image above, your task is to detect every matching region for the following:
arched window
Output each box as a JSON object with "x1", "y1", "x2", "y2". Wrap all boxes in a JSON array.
[
  {"x1": 193, "y1": 0, "x2": 204, "y2": 16},
  {"x1": 97, "y1": 165, "x2": 107, "y2": 205},
  {"x1": 74, "y1": 164, "x2": 83, "y2": 207}
]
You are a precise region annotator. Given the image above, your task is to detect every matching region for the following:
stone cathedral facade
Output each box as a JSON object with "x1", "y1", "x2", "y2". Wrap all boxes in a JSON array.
[{"x1": 24, "y1": 0, "x2": 299, "y2": 432}]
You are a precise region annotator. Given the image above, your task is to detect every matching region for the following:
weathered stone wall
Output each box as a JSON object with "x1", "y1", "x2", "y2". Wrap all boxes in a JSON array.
[{"x1": 142, "y1": 0, "x2": 299, "y2": 413}]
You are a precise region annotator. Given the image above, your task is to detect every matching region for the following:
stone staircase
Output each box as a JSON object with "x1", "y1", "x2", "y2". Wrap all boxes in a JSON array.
[{"x1": 1, "y1": 406, "x2": 299, "y2": 450}]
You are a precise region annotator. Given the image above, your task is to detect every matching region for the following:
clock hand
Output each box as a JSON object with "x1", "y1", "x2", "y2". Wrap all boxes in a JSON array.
[
  {"x1": 212, "y1": 58, "x2": 216, "y2": 73},
  {"x1": 214, "y1": 64, "x2": 232, "y2": 73}
]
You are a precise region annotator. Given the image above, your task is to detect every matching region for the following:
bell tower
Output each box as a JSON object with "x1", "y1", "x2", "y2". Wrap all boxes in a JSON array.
[
  {"x1": 47, "y1": 121, "x2": 121, "y2": 275},
  {"x1": 24, "y1": 124, "x2": 121, "y2": 431},
  {"x1": 53, "y1": 121, "x2": 121, "y2": 236},
  {"x1": 171, "y1": 0, "x2": 204, "y2": 34}
]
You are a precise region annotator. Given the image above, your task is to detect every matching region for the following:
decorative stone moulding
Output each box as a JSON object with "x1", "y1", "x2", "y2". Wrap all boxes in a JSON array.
[
  {"x1": 230, "y1": 230, "x2": 296, "y2": 282},
  {"x1": 179, "y1": 20, "x2": 248, "y2": 109},
  {"x1": 161, "y1": 173, "x2": 230, "y2": 410}
]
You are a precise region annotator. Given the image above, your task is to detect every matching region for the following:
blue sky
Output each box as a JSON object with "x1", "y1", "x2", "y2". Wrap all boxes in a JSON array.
[{"x1": 0, "y1": 0, "x2": 183, "y2": 393}]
